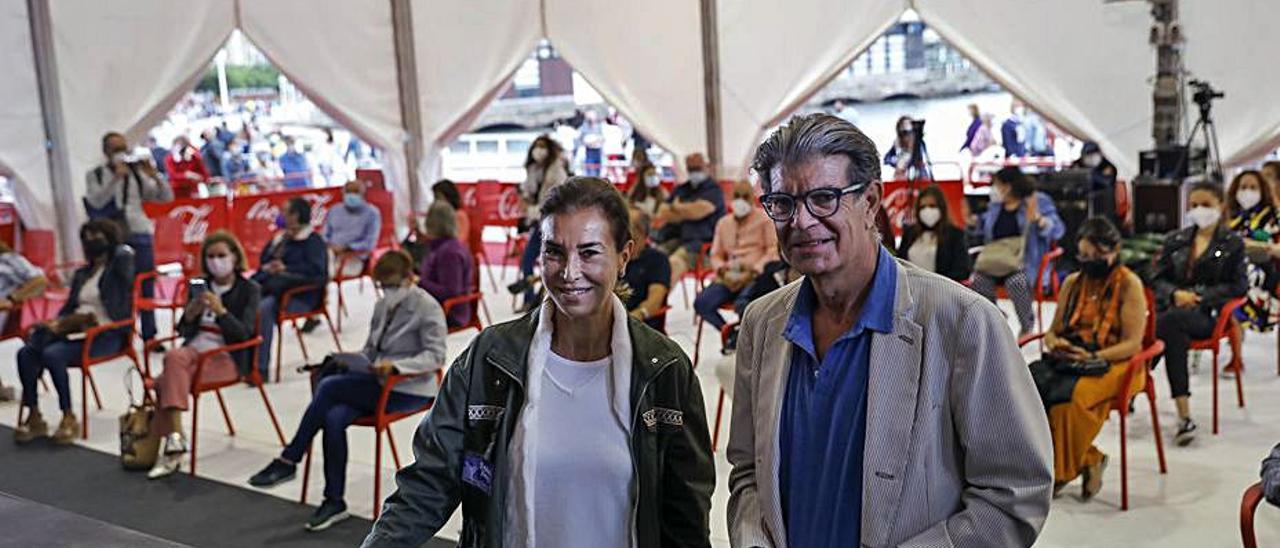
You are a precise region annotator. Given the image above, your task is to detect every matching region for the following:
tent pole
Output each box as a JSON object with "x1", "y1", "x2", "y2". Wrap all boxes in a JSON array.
[
  {"x1": 699, "y1": 0, "x2": 723, "y2": 175},
  {"x1": 391, "y1": 0, "x2": 424, "y2": 214},
  {"x1": 26, "y1": 0, "x2": 77, "y2": 263}
]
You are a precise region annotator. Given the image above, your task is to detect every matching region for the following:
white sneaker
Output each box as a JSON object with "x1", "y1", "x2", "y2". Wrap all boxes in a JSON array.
[{"x1": 147, "y1": 433, "x2": 187, "y2": 479}]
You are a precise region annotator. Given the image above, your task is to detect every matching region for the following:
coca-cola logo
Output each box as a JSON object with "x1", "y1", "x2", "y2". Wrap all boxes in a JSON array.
[
  {"x1": 246, "y1": 199, "x2": 281, "y2": 226},
  {"x1": 302, "y1": 193, "x2": 334, "y2": 226},
  {"x1": 168, "y1": 204, "x2": 213, "y2": 245},
  {"x1": 882, "y1": 186, "x2": 914, "y2": 233},
  {"x1": 498, "y1": 187, "x2": 522, "y2": 220}
]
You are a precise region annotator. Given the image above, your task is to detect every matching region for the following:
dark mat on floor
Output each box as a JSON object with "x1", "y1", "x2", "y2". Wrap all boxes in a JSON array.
[
  {"x1": 0, "y1": 492, "x2": 187, "y2": 547},
  {"x1": 0, "y1": 425, "x2": 455, "y2": 548}
]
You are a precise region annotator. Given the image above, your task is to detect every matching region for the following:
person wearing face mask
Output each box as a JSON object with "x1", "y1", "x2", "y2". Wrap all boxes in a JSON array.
[
  {"x1": 324, "y1": 180, "x2": 383, "y2": 279},
  {"x1": 627, "y1": 163, "x2": 668, "y2": 217},
  {"x1": 1226, "y1": 170, "x2": 1280, "y2": 332},
  {"x1": 146, "y1": 231, "x2": 261, "y2": 478},
  {"x1": 895, "y1": 185, "x2": 971, "y2": 281},
  {"x1": 655, "y1": 152, "x2": 727, "y2": 285},
  {"x1": 1029, "y1": 218, "x2": 1146, "y2": 501},
  {"x1": 14, "y1": 221, "x2": 134, "y2": 444},
  {"x1": 253, "y1": 197, "x2": 330, "y2": 381},
  {"x1": 1151, "y1": 182, "x2": 1247, "y2": 446},
  {"x1": 279, "y1": 135, "x2": 312, "y2": 188},
  {"x1": 164, "y1": 135, "x2": 210, "y2": 199},
  {"x1": 1071, "y1": 142, "x2": 1118, "y2": 219},
  {"x1": 693, "y1": 181, "x2": 779, "y2": 334},
  {"x1": 510, "y1": 135, "x2": 570, "y2": 311},
  {"x1": 972, "y1": 166, "x2": 1066, "y2": 337},
  {"x1": 416, "y1": 201, "x2": 474, "y2": 329},
  {"x1": 249, "y1": 251, "x2": 447, "y2": 532},
  {"x1": 362, "y1": 177, "x2": 713, "y2": 547},
  {"x1": 84, "y1": 131, "x2": 173, "y2": 351}
]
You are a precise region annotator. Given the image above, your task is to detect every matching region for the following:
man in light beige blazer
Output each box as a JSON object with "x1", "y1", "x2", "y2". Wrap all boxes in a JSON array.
[{"x1": 727, "y1": 113, "x2": 1053, "y2": 548}]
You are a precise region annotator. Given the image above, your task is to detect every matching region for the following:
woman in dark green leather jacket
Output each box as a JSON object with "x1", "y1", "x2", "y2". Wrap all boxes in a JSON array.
[{"x1": 363, "y1": 177, "x2": 714, "y2": 548}]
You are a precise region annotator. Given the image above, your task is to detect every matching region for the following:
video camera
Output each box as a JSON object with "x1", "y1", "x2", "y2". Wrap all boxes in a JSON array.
[{"x1": 1189, "y1": 79, "x2": 1223, "y2": 111}]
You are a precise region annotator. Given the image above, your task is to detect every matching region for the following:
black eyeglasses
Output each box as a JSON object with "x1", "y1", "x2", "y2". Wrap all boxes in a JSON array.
[{"x1": 758, "y1": 183, "x2": 869, "y2": 222}]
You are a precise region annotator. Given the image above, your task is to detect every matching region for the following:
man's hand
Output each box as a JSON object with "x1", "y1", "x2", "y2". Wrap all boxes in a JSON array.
[
  {"x1": 372, "y1": 360, "x2": 398, "y2": 378},
  {"x1": 1173, "y1": 289, "x2": 1200, "y2": 309},
  {"x1": 263, "y1": 260, "x2": 286, "y2": 275}
]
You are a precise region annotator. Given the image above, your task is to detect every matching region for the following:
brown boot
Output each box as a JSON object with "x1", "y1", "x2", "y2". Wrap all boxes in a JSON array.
[
  {"x1": 14, "y1": 412, "x2": 48, "y2": 444},
  {"x1": 52, "y1": 413, "x2": 80, "y2": 444},
  {"x1": 1081, "y1": 454, "x2": 1109, "y2": 501}
]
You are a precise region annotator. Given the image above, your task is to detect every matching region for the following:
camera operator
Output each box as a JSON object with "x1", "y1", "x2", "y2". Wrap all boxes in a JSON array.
[{"x1": 83, "y1": 131, "x2": 174, "y2": 349}]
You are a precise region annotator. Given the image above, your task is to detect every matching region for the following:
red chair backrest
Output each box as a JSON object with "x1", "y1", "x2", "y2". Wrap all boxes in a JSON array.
[{"x1": 1143, "y1": 288, "x2": 1157, "y2": 348}]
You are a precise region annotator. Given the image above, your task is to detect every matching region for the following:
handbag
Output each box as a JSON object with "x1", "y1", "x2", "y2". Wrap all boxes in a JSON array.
[
  {"x1": 118, "y1": 368, "x2": 159, "y2": 470},
  {"x1": 974, "y1": 234, "x2": 1026, "y2": 277}
]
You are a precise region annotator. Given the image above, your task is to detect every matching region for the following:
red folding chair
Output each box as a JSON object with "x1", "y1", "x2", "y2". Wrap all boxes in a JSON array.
[
  {"x1": 332, "y1": 251, "x2": 373, "y2": 334},
  {"x1": 678, "y1": 242, "x2": 714, "y2": 311},
  {"x1": 299, "y1": 369, "x2": 443, "y2": 519},
  {"x1": 1033, "y1": 246, "x2": 1065, "y2": 332},
  {"x1": 1241, "y1": 482, "x2": 1265, "y2": 548},
  {"x1": 443, "y1": 292, "x2": 484, "y2": 336},
  {"x1": 30, "y1": 262, "x2": 80, "y2": 321},
  {"x1": 693, "y1": 299, "x2": 735, "y2": 369},
  {"x1": 67, "y1": 315, "x2": 141, "y2": 439},
  {"x1": 143, "y1": 312, "x2": 286, "y2": 476},
  {"x1": 274, "y1": 284, "x2": 342, "y2": 383},
  {"x1": 711, "y1": 321, "x2": 738, "y2": 452},
  {"x1": 1188, "y1": 297, "x2": 1247, "y2": 435},
  {"x1": 1017, "y1": 289, "x2": 1167, "y2": 510},
  {"x1": 134, "y1": 271, "x2": 187, "y2": 337}
]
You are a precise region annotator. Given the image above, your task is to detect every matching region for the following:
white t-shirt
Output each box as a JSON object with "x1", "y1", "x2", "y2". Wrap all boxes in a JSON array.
[
  {"x1": 74, "y1": 267, "x2": 110, "y2": 323},
  {"x1": 524, "y1": 350, "x2": 633, "y2": 548},
  {"x1": 908, "y1": 230, "x2": 939, "y2": 274}
]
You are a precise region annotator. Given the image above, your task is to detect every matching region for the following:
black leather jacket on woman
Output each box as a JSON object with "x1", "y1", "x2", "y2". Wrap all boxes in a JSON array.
[
  {"x1": 59, "y1": 245, "x2": 135, "y2": 341},
  {"x1": 362, "y1": 312, "x2": 715, "y2": 548},
  {"x1": 175, "y1": 275, "x2": 261, "y2": 376},
  {"x1": 1151, "y1": 226, "x2": 1247, "y2": 315}
]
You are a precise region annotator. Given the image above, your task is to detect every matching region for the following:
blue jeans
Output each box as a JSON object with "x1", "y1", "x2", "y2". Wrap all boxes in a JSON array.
[
  {"x1": 584, "y1": 147, "x2": 602, "y2": 177},
  {"x1": 17, "y1": 326, "x2": 124, "y2": 412},
  {"x1": 280, "y1": 373, "x2": 430, "y2": 502},
  {"x1": 519, "y1": 225, "x2": 542, "y2": 306},
  {"x1": 129, "y1": 234, "x2": 157, "y2": 341},
  {"x1": 694, "y1": 282, "x2": 740, "y2": 331},
  {"x1": 257, "y1": 294, "x2": 319, "y2": 379}
]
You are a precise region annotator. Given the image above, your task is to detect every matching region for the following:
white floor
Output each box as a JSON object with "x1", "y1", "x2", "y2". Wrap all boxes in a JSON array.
[{"x1": 1, "y1": 264, "x2": 1278, "y2": 547}]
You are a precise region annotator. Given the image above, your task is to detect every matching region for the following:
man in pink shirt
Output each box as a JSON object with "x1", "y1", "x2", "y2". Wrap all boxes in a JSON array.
[{"x1": 694, "y1": 181, "x2": 779, "y2": 333}]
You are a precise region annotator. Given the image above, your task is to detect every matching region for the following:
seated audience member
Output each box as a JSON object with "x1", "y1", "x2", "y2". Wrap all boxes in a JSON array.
[
  {"x1": 896, "y1": 184, "x2": 972, "y2": 281},
  {"x1": 1264, "y1": 443, "x2": 1280, "y2": 507},
  {"x1": 147, "y1": 231, "x2": 261, "y2": 478},
  {"x1": 165, "y1": 135, "x2": 209, "y2": 199},
  {"x1": 1152, "y1": 182, "x2": 1246, "y2": 447},
  {"x1": 253, "y1": 197, "x2": 329, "y2": 380},
  {"x1": 416, "y1": 202, "x2": 474, "y2": 329},
  {"x1": 0, "y1": 241, "x2": 47, "y2": 401},
  {"x1": 628, "y1": 163, "x2": 668, "y2": 217},
  {"x1": 971, "y1": 166, "x2": 1065, "y2": 336},
  {"x1": 325, "y1": 180, "x2": 382, "y2": 279},
  {"x1": 654, "y1": 152, "x2": 726, "y2": 284},
  {"x1": 1030, "y1": 218, "x2": 1144, "y2": 500},
  {"x1": 1225, "y1": 170, "x2": 1280, "y2": 332},
  {"x1": 432, "y1": 179, "x2": 471, "y2": 249},
  {"x1": 510, "y1": 135, "x2": 570, "y2": 311},
  {"x1": 1262, "y1": 161, "x2": 1280, "y2": 203},
  {"x1": 622, "y1": 208, "x2": 671, "y2": 331},
  {"x1": 249, "y1": 251, "x2": 446, "y2": 531},
  {"x1": 14, "y1": 221, "x2": 134, "y2": 444},
  {"x1": 693, "y1": 181, "x2": 778, "y2": 332}
]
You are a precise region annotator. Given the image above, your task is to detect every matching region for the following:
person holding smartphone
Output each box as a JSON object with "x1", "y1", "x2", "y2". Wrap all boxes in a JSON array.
[
  {"x1": 147, "y1": 231, "x2": 261, "y2": 478},
  {"x1": 14, "y1": 221, "x2": 134, "y2": 444}
]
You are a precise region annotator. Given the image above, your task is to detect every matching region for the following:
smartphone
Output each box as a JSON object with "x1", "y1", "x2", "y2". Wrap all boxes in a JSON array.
[{"x1": 188, "y1": 279, "x2": 207, "y2": 300}]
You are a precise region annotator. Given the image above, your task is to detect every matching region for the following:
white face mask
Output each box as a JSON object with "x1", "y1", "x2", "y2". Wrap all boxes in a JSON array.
[
  {"x1": 732, "y1": 198, "x2": 752, "y2": 218},
  {"x1": 1237, "y1": 189, "x2": 1263, "y2": 210},
  {"x1": 918, "y1": 206, "x2": 942, "y2": 228},
  {"x1": 207, "y1": 256, "x2": 235, "y2": 279},
  {"x1": 111, "y1": 152, "x2": 130, "y2": 165},
  {"x1": 1083, "y1": 154, "x2": 1102, "y2": 168},
  {"x1": 644, "y1": 174, "x2": 661, "y2": 188},
  {"x1": 531, "y1": 147, "x2": 548, "y2": 162},
  {"x1": 688, "y1": 170, "x2": 708, "y2": 184},
  {"x1": 1188, "y1": 206, "x2": 1222, "y2": 229}
]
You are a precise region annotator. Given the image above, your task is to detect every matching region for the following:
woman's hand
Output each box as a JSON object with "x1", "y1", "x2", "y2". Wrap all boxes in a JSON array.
[
  {"x1": 202, "y1": 291, "x2": 226, "y2": 316},
  {"x1": 373, "y1": 360, "x2": 398, "y2": 378},
  {"x1": 1173, "y1": 289, "x2": 1201, "y2": 309},
  {"x1": 184, "y1": 295, "x2": 206, "y2": 316}
]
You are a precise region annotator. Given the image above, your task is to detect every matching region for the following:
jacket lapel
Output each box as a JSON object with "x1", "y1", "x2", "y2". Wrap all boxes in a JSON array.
[
  {"x1": 757, "y1": 283, "x2": 801, "y2": 544},
  {"x1": 861, "y1": 263, "x2": 923, "y2": 547}
]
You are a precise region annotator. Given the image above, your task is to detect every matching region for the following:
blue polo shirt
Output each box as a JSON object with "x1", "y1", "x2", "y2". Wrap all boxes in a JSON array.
[{"x1": 779, "y1": 246, "x2": 897, "y2": 547}]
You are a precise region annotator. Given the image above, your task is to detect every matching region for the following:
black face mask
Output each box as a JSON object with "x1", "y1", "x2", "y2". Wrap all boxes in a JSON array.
[
  {"x1": 82, "y1": 239, "x2": 110, "y2": 258},
  {"x1": 1081, "y1": 258, "x2": 1114, "y2": 279}
]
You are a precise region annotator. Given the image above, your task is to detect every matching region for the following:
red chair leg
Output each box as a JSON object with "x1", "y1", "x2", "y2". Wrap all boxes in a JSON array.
[
  {"x1": 373, "y1": 428, "x2": 383, "y2": 520},
  {"x1": 1119, "y1": 409, "x2": 1129, "y2": 511},
  {"x1": 275, "y1": 322, "x2": 285, "y2": 383},
  {"x1": 1212, "y1": 348, "x2": 1220, "y2": 435},
  {"x1": 336, "y1": 287, "x2": 345, "y2": 333},
  {"x1": 214, "y1": 389, "x2": 235, "y2": 436},
  {"x1": 712, "y1": 389, "x2": 726, "y2": 452},
  {"x1": 256, "y1": 383, "x2": 286, "y2": 445},
  {"x1": 80, "y1": 372, "x2": 88, "y2": 440},
  {"x1": 85, "y1": 369, "x2": 103, "y2": 410},
  {"x1": 693, "y1": 319, "x2": 704, "y2": 369},
  {"x1": 1146, "y1": 385, "x2": 1168, "y2": 473},
  {"x1": 293, "y1": 320, "x2": 310, "y2": 363},
  {"x1": 324, "y1": 312, "x2": 342, "y2": 352},
  {"x1": 300, "y1": 443, "x2": 313, "y2": 504},
  {"x1": 190, "y1": 395, "x2": 200, "y2": 476},
  {"x1": 388, "y1": 430, "x2": 403, "y2": 469}
]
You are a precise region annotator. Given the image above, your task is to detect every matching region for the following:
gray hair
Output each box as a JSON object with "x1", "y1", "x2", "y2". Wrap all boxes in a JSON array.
[
  {"x1": 424, "y1": 201, "x2": 458, "y2": 239},
  {"x1": 752, "y1": 113, "x2": 881, "y2": 193}
]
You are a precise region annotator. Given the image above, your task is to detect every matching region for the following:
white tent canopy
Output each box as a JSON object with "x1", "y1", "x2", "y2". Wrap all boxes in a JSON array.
[{"x1": 4, "y1": 0, "x2": 1280, "y2": 254}]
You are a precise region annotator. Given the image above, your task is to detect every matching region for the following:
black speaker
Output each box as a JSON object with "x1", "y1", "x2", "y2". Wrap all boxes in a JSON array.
[{"x1": 1132, "y1": 180, "x2": 1183, "y2": 234}]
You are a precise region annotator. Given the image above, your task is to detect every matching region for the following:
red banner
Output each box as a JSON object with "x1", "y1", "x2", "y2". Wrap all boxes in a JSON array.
[
  {"x1": 881, "y1": 180, "x2": 967, "y2": 238},
  {"x1": 231, "y1": 187, "x2": 342, "y2": 268},
  {"x1": 457, "y1": 180, "x2": 523, "y2": 228},
  {"x1": 143, "y1": 197, "x2": 230, "y2": 273}
]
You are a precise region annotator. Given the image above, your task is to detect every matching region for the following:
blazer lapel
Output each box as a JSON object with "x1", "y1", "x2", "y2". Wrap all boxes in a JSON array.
[
  {"x1": 757, "y1": 283, "x2": 800, "y2": 546},
  {"x1": 861, "y1": 265, "x2": 924, "y2": 547}
]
